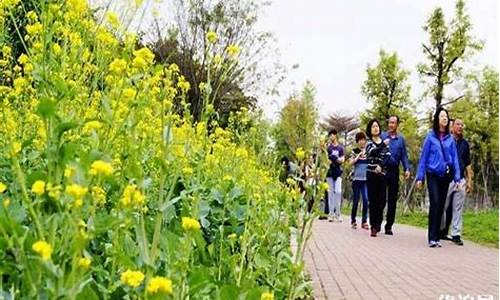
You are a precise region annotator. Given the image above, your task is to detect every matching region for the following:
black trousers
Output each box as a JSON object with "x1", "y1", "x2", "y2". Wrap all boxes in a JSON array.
[
  {"x1": 367, "y1": 172, "x2": 386, "y2": 230},
  {"x1": 384, "y1": 170, "x2": 399, "y2": 230},
  {"x1": 426, "y1": 173, "x2": 451, "y2": 242}
]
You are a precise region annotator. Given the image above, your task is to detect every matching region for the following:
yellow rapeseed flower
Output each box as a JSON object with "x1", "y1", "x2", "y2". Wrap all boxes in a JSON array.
[
  {"x1": 226, "y1": 44, "x2": 241, "y2": 58},
  {"x1": 52, "y1": 43, "x2": 62, "y2": 55},
  {"x1": 182, "y1": 217, "x2": 201, "y2": 231},
  {"x1": 83, "y1": 120, "x2": 102, "y2": 133},
  {"x1": 122, "y1": 88, "x2": 136, "y2": 100},
  {"x1": 109, "y1": 58, "x2": 126, "y2": 74},
  {"x1": 0, "y1": 182, "x2": 7, "y2": 193},
  {"x1": 120, "y1": 184, "x2": 145, "y2": 208},
  {"x1": 261, "y1": 292, "x2": 274, "y2": 300},
  {"x1": 120, "y1": 269, "x2": 145, "y2": 288},
  {"x1": 206, "y1": 31, "x2": 218, "y2": 44},
  {"x1": 11, "y1": 141, "x2": 21, "y2": 156},
  {"x1": 64, "y1": 166, "x2": 76, "y2": 178},
  {"x1": 295, "y1": 148, "x2": 305, "y2": 161},
  {"x1": 65, "y1": 184, "x2": 88, "y2": 200},
  {"x1": 3, "y1": 198, "x2": 10, "y2": 208},
  {"x1": 17, "y1": 54, "x2": 29, "y2": 65},
  {"x1": 78, "y1": 257, "x2": 91, "y2": 269},
  {"x1": 32, "y1": 180, "x2": 46, "y2": 196},
  {"x1": 182, "y1": 167, "x2": 193, "y2": 177},
  {"x1": 46, "y1": 183, "x2": 62, "y2": 199},
  {"x1": 90, "y1": 160, "x2": 113, "y2": 177},
  {"x1": 320, "y1": 182, "x2": 329, "y2": 192},
  {"x1": 26, "y1": 22, "x2": 43, "y2": 36},
  {"x1": 146, "y1": 276, "x2": 173, "y2": 295},
  {"x1": 91, "y1": 186, "x2": 106, "y2": 205},
  {"x1": 132, "y1": 47, "x2": 155, "y2": 69},
  {"x1": 105, "y1": 11, "x2": 120, "y2": 28},
  {"x1": 32, "y1": 240, "x2": 53, "y2": 261}
]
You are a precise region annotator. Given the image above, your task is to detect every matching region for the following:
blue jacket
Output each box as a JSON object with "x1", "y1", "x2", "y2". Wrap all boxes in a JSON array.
[
  {"x1": 416, "y1": 131, "x2": 461, "y2": 183},
  {"x1": 381, "y1": 131, "x2": 411, "y2": 172}
]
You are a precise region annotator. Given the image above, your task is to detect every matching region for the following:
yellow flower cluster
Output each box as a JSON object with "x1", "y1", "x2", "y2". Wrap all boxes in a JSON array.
[
  {"x1": 120, "y1": 269, "x2": 145, "y2": 288},
  {"x1": 226, "y1": 44, "x2": 241, "y2": 58},
  {"x1": 78, "y1": 257, "x2": 91, "y2": 269},
  {"x1": 261, "y1": 292, "x2": 274, "y2": 300},
  {"x1": 65, "y1": 184, "x2": 88, "y2": 207},
  {"x1": 32, "y1": 180, "x2": 46, "y2": 196},
  {"x1": 132, "y1": 47, "x2": 155, "y2": 70},
  {"x1": 120, "y1": 184, "x2": 145, "y2": 208},
  {"x1": 182, "y1": 217, "x2": 201, "y2": 231},
  {"x1": 32, "y1": 240, "x2": 53, "y2": 261},
  {"x1": 90, "y1": 160, "x2": 113, "y2": 177},
  {"x1": 206, "y1": 31, "x2": 218, "y2": 44},
  {"x1": 0, "y1": 182, "x2": 7, "y2": 193},
  {"x1": 146, "y1": 276, "x2": 173, "y2": 295}
]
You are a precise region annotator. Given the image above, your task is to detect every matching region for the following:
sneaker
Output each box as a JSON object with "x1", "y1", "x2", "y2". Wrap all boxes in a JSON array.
[
  {"x1": 385, "y1": 228, "x2": 393, "y2": 235},
  {"x1": 351, "y1": 222, "x2": 357, "y2": 229},
  {"x1": 318, "y1": 215, "x2": 327, "y2": 220},
  {"x1": 370, "y1": 227, "x2": 377, "y2": 237},
  {"x1": 451, "y1": 236, "x2": 464, "y2": 246},
  {"x1": 436, "y1": 241, "x2": 442, "y2": 247},
  {"x1": 328, "y1": 216, "x2": 334, "y2": 222},
  {"x1": 361, "y1": 222, "x2": 369, "y2": 230},
  {"x1": 336, "y1": 217, "x2": 343, "y2": 223},
  {"x1": 429, "y1": 241, "x2": 438, "y2": 248}
]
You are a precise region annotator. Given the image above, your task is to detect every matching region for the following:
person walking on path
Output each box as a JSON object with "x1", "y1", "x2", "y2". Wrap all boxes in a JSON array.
[
  {"x1": 326, "y1": 129, "x2": 345, "y2": 222},
  {"x1": 349, "y1": 131, "x2": 369, "y2": 230},
  {"x1": 380, "y1": 115, "x2": 411, "y2": 235},
  {"x1": 365, "y1": 119, "x2": 392, "y2": 237},
  {"x1": 416, "y1": 107, "x2": 462, "y2": 248},
  {"x1": 440, "y1": 118, "x2": 473, "y2": 246}
]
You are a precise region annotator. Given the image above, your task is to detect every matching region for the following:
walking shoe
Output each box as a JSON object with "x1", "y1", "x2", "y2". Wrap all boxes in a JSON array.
[
  {"x1": 440, "y1": 234, "x2": 452, "y2": 241},
  {"x1": 384, "y1": 228, "x2": 393, "y2": 235},
  {"x1": 370, "y1": 227, "x2": 377, "y2": 237},
  {"x1": 361, "y1": 222, "x2": 369, "y2": 230},
  {"x1": 318, "y1": 215, "x2": 327, "y2": 220},
  {"x1": 336, "y1": 217, "x2": 343, "y2": 223},
  {"x1": 328, "y1": 216, "x2": 334, "y2": 222},
  {"x1": 351, "y1": 222, "x2": 357, "y2": 229},
  {"x1": 436, "y1": 241, "x2": 442, "y2": 247},
  {"x1": 451, "y1": 235, "x2": 464, "y2": 246},
  {"x1": 429, "y1": 241, "x2": 438, "y2": 248}
]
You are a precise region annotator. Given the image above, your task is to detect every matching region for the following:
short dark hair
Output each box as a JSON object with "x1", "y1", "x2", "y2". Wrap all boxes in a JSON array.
[
  {"x1": 355, "y1": 131, "x2": 367, "y2": 142},
  {"x1": 328, "y1": 129, "x2": 337, "y2": 136},
  {"x1": 433, "y1": 107, "x2": 450, "y2": 135},
  {"x1": 387, "y1": 115, "x2": 400, "y2": 124},
  {"x1": 365, "y1": 119, "x2": 380, "y2": 140}
]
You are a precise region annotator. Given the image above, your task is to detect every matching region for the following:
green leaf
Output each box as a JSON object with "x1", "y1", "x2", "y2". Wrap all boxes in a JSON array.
[{"x1": 36, "y1": 98, "x2": 56, "y2": 119}]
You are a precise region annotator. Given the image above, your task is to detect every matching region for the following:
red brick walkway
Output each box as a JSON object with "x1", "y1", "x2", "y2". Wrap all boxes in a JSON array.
[{"x1": 304, "y1": 215, "x2": 499, "y2": 299}]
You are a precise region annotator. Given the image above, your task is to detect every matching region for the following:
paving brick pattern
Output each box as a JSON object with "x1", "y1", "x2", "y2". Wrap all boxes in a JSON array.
[{"x1": 304, "y1": 215, "x2": 499, "y2": 300}]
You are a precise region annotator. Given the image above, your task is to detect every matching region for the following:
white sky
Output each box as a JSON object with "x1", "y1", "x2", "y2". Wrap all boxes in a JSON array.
[{"x1": 257, "y1": 0, "x2": 498, "y2": 121}]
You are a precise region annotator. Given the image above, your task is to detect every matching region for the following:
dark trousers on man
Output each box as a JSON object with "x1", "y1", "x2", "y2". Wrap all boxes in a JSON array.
[
  {"x1": 384, "y1": 170, "x2": 399, "y2": 231},
  {"x1": 426, "y1": 172, "x2": 450, "y2": 242}
]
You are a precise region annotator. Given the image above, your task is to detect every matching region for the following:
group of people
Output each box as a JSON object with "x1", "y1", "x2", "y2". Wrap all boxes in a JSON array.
[{"x1": 320, "y1": 107, "x2": 473, "y2": 248}]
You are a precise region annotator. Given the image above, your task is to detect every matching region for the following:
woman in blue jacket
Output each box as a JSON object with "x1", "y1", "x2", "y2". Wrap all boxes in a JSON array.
[{"x1": 416, "y1": 107, "x2": 461, "y2": 248}]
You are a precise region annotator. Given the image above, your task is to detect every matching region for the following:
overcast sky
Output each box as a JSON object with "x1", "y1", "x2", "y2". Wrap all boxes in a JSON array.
[{"x1": 257, "y1": 0, "x2": 498, "y2": 121}]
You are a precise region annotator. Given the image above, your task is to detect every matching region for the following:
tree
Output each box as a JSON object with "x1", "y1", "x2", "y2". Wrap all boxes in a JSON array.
[
  {"x1": 273, "y1": 81, "x2": 319, "y2": 160},
  {"x1": 417, "y1": 0, "x2": 482, "y2": 110},
  {"x1": 361, "y1": 49, "x2": 413, "y2": 124},
  {"x1": 144, "y1": 0, "x2": 280, "y2": 124},
  {"x1": 321, "y1": 112, "x2": 359, "y2": 148},
  {"x1": 450, "y1": 66, "x2": 499, "y2": 208}
]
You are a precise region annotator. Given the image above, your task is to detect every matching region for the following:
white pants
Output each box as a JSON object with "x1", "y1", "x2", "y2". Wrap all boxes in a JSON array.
[
  {"x1": 441, "y1": 182, "x2": 466, "y2": 236},
  {"x1": 327, "y1": 177, "x2": 342, "y2": 218}
]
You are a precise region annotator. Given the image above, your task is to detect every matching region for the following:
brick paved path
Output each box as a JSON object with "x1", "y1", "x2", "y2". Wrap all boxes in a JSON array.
[{"x1": 304, "y1": 215, "x2": 499, "y2": 300}]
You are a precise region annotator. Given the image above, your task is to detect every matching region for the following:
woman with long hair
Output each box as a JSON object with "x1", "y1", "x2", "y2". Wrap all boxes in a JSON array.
[
  {"x1": 365, "y1": 119, "x2": 392, "y2": 237},
  {"x1": 416, "y1": 107, "x2": 461, "y2": 248}
]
